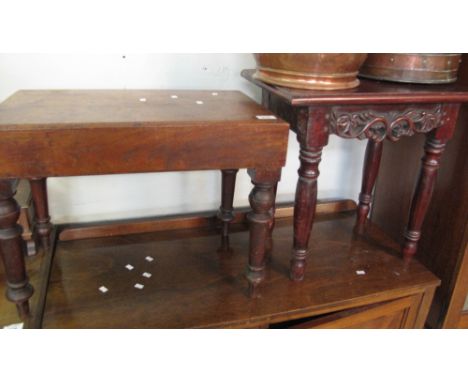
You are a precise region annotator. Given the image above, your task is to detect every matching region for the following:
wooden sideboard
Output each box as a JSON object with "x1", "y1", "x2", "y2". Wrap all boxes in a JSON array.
[{"x1": 0, "y1": 200, "x2": 439, "y2": 328}]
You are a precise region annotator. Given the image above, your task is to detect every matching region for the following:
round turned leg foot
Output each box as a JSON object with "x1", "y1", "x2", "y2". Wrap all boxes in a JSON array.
[
  {"x1": 16, "y1": 300, "x2": 31, "y2": 318},
  {"x1": 402, "y1": 230, "x2": 419, "y2": 261},
  {"x1": 355, "y1": 194, "x2": 371, "y2": 235},
  {"x1": 246, "y1": 266, "x2": 264, "y2": 297},
  {"x1": 290, "y1": 249, "x2": 307, "y2": 281},
  {"x1": 7, "y1": 281, "x2": 34, "y2": 319},
  {"x1": 40, "y1": 235, "x2": 50, "y2": 251}
]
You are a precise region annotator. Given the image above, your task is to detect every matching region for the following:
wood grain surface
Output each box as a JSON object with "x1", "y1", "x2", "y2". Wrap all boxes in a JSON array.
[
  {"x1": 0, "y1": 90, "x2": 289, "y2": 177},
  {"x1": 38, "y1": 211, "x2": 439, "y2": 328},
  {"x1": 0, "y1": 90, "x2": 279, "y2": 128}
]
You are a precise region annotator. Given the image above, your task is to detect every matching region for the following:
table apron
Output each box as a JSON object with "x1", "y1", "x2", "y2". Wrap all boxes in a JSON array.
[{"x1": 0, "y1": 124, "x2": 289, "y2": 178}]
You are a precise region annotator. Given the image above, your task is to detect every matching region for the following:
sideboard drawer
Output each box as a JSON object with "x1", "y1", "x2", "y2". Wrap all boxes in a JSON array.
[{"x1": 285, "y1": 295, "x2": 422, "y2": 329}]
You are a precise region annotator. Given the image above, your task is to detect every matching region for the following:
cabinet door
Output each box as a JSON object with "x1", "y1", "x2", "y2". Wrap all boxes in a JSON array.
[{"x1": 288, "y1": 295, "x2": 422, "y2": 329}]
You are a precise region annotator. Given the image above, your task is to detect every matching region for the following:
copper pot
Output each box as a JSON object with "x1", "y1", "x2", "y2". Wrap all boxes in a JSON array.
[
  {"x1": 253, "y1": 53, "x2": 368, "y2": 90},
  {"x1": 359, "y1": 54, "x2": 462, "y2": 84}
]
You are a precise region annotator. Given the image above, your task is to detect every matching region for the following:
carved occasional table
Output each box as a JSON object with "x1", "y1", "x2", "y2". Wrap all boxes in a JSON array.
[
  {"x1": 242, "y1": 69, "x2": 468, "y2": 281},
  {"x1": 0, "y1": 89, "x2": 289, "y2": 319}
]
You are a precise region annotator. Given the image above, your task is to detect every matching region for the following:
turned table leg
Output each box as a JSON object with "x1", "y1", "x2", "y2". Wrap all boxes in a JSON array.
[
  {"x1": 29, "y1": 178, "x2": 52, "y2": 250},
  {"x1": 218, "y1": 169, "x2": 238, "y2": 251},
  {"x1": 290, "y1": 146, "x2": 324, "y2": 281},
  {"x1": 265, "y1": 183, "x2": 278, "y2": 260},
  {"x1": 355, "y1": 140, "x2": 384, "y2": 232},
  {"x1": 402, "y1": 135, "x2": 447, "y2": 260},
  {"x1": 246, "y1": 168, "x2": 281, "y2": 295},
  {"x1": 0, "y1": 179, "x2": 34, "y2": 318}
]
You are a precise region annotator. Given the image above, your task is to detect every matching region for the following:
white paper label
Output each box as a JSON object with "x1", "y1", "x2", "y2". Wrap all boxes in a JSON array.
[
  {"x1": 3, "y1": 322, "x2": 24, "y2": 329},
  {"x1": 256, "y1": 115, "x2": 277, "y2": 120}
]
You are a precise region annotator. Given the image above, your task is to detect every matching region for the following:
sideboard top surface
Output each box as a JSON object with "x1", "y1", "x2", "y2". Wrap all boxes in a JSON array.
[
  {"x1": 242, "y1": 69, "x2": 468, "y2": 106},
  {"x1": 33, "y1": 212, "x2": 440, "y2": 328}
]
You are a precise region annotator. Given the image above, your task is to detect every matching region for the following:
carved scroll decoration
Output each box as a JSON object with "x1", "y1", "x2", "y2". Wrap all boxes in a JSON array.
[{"x1": 328, "y1": 105, "x2": 444, "y2": 142}]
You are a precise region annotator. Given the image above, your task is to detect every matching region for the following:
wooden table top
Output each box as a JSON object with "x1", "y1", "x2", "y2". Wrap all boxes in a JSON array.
[
  {"x1": 242, "y1": 69, "x2": 468, "y2": 106},
  {"x1": 0, "y1": 89, "x2": 289, "y2": 178},
  {"x1": 0, "y1": 89, "x2": 283, "y2": 131}
]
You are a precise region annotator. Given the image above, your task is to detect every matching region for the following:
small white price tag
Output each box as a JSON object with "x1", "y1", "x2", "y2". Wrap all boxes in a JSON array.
[
  {"x1": 134, "y1": 283, "x2": 144, "y2": 290},
  {"x1": 356, "y1": 270, "x2": 366, "y2": 275},
  {"x1": 145, "y1": 256, "x2": 154, "y2": 262},
  {"x1": 142, "y1": 272, "x2": 152, "y2": 278},
  {"x1": 256, "y1": 115, "x2": 277, "y2": 120},
  {"x1": 99, "y1": 286, "x2": 109, "y2": 293},
  {"x1": 3, "y1": 322, "x2": 24, "y2": 329},
  {"x1": 125, "y1": 264, "x2": 134, "y2": 271}
]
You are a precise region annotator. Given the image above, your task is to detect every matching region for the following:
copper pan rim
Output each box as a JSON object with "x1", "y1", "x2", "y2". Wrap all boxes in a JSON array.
[
  {"x1": 253, "y1": 70, "x2": 360, "y2": 90},
  {"x1": 379, "y1": 53, "x2": 461, "y2": 57},
  {"x1": 361, "y1": 64, "x2": 459, "y2": 74},
  {"x1": 359, "y1": 72, "x2": 458, "y2": 84},
  {"x1": 257, "y1": 66, "x2": 360, "y2": 79},
  {"x1": 359, "y1": 53, "x2": 462, "y2": 84}
]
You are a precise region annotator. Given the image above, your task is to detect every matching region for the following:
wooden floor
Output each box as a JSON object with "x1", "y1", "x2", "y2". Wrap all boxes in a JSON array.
[{"x1": 0, "y1": 205, "x2": 439, "y2": 328}]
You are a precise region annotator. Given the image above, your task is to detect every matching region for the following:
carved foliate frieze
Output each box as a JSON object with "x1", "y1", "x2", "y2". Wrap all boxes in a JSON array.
[{"x1": 328, "y1": 105, "x2": 444, "y2": 142}]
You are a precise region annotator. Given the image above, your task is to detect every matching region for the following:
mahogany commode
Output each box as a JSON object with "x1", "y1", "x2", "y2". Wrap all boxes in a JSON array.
[
  {"x1": 0, "y1": 89, "x2": 289, "y2": 318},
  {"x1": 242, "y1": 69, "x2": 468, "y2": 281}
]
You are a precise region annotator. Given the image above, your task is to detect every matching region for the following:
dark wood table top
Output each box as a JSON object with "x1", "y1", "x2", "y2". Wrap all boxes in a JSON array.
[
  {"x1": 0, "y1": 89, "x2": 283, "y2": 131},
  {"x1": 242, "y1": 69, "x2": 468, "y2": 106}
]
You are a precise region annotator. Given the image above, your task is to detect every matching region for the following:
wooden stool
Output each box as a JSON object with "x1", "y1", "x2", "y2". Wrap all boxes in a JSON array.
[
  {"x1": 242, "y1": 69, "x2": 468, "y2": 281},
  {"x1": 0, "y1": 90, "x2": 289, "y2": 319}
]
